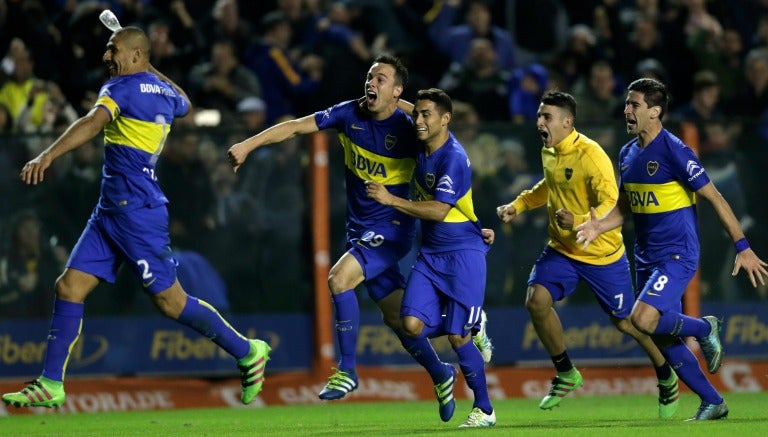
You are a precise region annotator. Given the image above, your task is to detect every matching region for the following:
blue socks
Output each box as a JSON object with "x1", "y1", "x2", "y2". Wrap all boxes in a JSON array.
[
  {"x1": 177, "y1": 295, "x2": 249, "y2": 359},
  {"x1": 662, "y1": 338, "x2": 723, "y2": 404},
  {"x1": 654, "y1": 312, "x2": 710, "y2": 338},
  {"x1": 455, "y1": 341, "x2": 493, "y2": 414},
  {"x1": 41, "y1": 299, "x2": 84, "y2": 382},
  {"x1": 398, "y1": 333, "x2": 446, "y2": 384},
  {"x1": 332, "y1": 290, "x2": 359, "y2": 371}
]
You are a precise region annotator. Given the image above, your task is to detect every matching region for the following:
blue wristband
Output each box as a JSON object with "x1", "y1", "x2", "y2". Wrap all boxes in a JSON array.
[{"x1": 735, "y1": 238, "x2": 750, "y2": 253}]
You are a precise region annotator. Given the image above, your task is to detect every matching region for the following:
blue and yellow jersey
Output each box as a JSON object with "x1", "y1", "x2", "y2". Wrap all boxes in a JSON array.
[
  {"x1": 315, "y1": 100, "x2": 418, "y2": 230},
  {"x1": 619, "y1": 128, "x2": 710, "y2": 265},
  {"x1": 94, "y1": 72, "x2": 189, "y2": 213},
  {"x1": 412, "y1": 133, "x2": 485, "y2": 253},
  {"x1": 511, "y1": 129, "x2": 624, "y2": 265}
]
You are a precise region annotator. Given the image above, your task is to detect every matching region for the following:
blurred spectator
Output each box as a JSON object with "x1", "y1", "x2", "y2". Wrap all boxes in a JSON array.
[
  {"x1": 235, "y1": 96, "x2": 267, "y2": 134},
  {"x1": 571, "y1": 60, "x2": 622, "y2": 122},
  {"x1": 438, "y1": 37, "x2": 511, "y2": 122},
  {"x1": 243, "y1": 10, "x2": 323, "y2": 125},
  {"x1": 157, "y1": 131, "x2": 216, "y2": 254},
  {"x1": 508, "y1": 63, "x2": 550, "y2": 124},
  {"x1": 689, "y1": 23, "x2": 744, "y2": 99},
  {"x1": 617, "y1": 15, "x2": 674, "y2": 85},
  {"x1": 16, "y1": 81, "x2": 77, "y2": 134},
  {"x1": 671, "y1": 70, "x2": 746, "y2": 300},
  {"x1": 550, "y1": 24, "x2": 602, "y2": 89},
  {"x1": 197, "y1": 0, "x2": 252, "y2": 55},
  {"x1": 0, "y1": 209, "x2": 67, "y2": 318},
  {"x1": 46, "y1": 139, "x2": 102, "y2": 249},
  {"x1": 0, "y1": 48, "x2": 53, "y2": 132},
  {"x1": 144, "y1": 9, "x2": 205, "y2": 89},
  {"x1": 187, "y1": 39, "x2": 262, "y2": 127},
  {"x1": 428, "y1": 0, "x2": 517, "y2": 71}
]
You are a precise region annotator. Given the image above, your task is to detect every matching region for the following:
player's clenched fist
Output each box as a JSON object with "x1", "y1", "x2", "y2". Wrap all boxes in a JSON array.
[{"x1": 496, "y1": 203, "x2": 517, "y2": 223}]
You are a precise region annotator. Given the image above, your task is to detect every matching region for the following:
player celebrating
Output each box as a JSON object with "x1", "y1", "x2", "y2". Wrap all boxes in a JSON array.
[
  {"x1": 228, "y1": 55, "x2": 493, "y2": 402},
  {"x1": 2, "y1": 27, "x2": 269, "y2": 408},
  {"x1": 497, "y1": 91, "x2": 679, "y2": 417},
  {"x1": 576, "y1": 78, "x2": 768, "y2": 420},
  {"x1": 366, "y1": 88, "x2": 495, "y2": 427}
]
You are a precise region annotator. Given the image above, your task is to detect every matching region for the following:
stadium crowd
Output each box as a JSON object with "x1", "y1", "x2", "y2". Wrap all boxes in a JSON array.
[{"x1": 1, "y1": 0, "x2": 767, "y2": 317}]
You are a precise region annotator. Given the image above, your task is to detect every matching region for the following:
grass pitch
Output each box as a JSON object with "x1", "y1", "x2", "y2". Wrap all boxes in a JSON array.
[{"x1": 2, "y1": 392, "x2": 767, "y2": 436}]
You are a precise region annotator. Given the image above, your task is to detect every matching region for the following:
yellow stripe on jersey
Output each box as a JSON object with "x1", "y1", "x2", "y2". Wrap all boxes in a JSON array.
[
  {"x1": 96, "y1": 95, "x2": 119, "y2": 120},
  {"x1": 623, "y1": 181, "x2": 696, "y2": 214},
  {"x1": 413, "y1": 181, "x2": 477, "y2": 223},
  {"x1": 339, "y1": 134, "x2": 415, "y2": 184},
  {"x1": 97, "y1": 95, "x2": 170, "y2": 154}
]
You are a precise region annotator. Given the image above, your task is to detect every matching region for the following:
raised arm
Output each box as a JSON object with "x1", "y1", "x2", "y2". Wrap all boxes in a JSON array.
[
  {"x1": 227, "y1": 114, "x2": 320, "y2": 172},
  {"x1": 696, "y1": 181, "x2": 768, "y2": 287},
  {"x1": 20, "y1": 106, "x2": 110, "y2": 185}
]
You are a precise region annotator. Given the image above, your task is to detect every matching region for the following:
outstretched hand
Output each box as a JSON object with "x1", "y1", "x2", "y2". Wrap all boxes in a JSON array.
[
  {"x1": 732, "y1": 248, "x2": 768, "y2": 288},
  {"x1": 19, "y1": 153, "x2": 53, "y2": 185},
  {"x1": 575, "y1": 207, "x2": 601, "y2": 250}
]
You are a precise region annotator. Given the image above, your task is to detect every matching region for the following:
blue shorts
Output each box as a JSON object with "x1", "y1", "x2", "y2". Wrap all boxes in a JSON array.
[
  {"x1": 347, "y1": 221, "x2": 415, "y2": 302},
  {"x1": 528, "y1": 246, "x2": 635, "y2": 318},
  {"x1": 67, "y1": 206, "x2": 177, "y2": 294},
  {"x1": 401, "y1": 250, "x2": 486, "y2": 336},
  {"x1": 635, "y1": 257, "x2": 697, "y2": 314}
]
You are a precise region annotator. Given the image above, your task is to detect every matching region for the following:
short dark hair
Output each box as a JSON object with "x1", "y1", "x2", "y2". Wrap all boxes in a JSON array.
[
  {"x1": 627, "y1": 77, "x2": 669, "y2": 120},
  {"x1": 540, "y1": 91, "x2": 577, "y2": 118},
  {"x1": 373, "y1": 54, "x2": 408, "y2": 88},
  {"x1": 415, "y1": 88, "x2": 453, "y2": 115}
]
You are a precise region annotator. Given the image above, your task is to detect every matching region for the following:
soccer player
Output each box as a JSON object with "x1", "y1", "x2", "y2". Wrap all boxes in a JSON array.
[
  {"x1": 496, "y1": 91, "x2": 679, "y2": 417},
  {"x1": 1, "y1": 27, "x2": 270, "y2": 409},
  {"x1": 366, "y1": 88, "x2": 496, "y2": 427},
  {"x1": 576, "y1": 78, "x2": 768, "y2": 420},
  {"x1": 228, "y1": 55, "x2": 492, "y2": 401}
]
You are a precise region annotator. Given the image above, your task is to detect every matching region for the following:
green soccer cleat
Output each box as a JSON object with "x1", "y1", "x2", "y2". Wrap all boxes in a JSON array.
[
  {"x1": 698, "y1": 316, "x2": 723, "y2": 374},
  {"x1": 434, "y1": 364, "x2": 456, "y2": 422},
  {"x1": 458, "y1": 407, "x2": 496, "y2": 428},
  {"x1": 318, "y1": 367, "x2": 359, "y2": 400},
  {"x1": 686, "y1": 401, "x2": 729, "y2": 421},
  {"x1": 238, "y1": 339, "x2": 271, "y2": 404},
  {"x1": 472, "y1": 310, "x2": 494, "y2": 364},
  {"x1": 657, "y1": 372, "x2": 679, "y2": 419},
  {"x1": 539, "y1": 369, "x2": 583, "y2": 410},
  {"x1": 2, "y1": 377, "x2": 65, "y2": 408}
]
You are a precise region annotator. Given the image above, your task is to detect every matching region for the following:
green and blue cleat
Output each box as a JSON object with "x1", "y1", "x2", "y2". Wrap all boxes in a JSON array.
[
  {"x1": 318, "y1": 367, "x2": 358, "y2": 400},
  {"x1": 434, "y1": 363, "x2": 457, "y2": 422}
]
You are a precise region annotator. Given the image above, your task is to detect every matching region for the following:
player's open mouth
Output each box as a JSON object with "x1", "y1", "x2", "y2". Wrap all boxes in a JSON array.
[
  {"x1": 366, "y1": 91, "x2": 377, "y2": 105},
  {"x1": 626, "y1": 118, "x2": 637, "y2": 127},
  {"x1": 539, "y1": 130, "x2": 548, "y2": 140}
]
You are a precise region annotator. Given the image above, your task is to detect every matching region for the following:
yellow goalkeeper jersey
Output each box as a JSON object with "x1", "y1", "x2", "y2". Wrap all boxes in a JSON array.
[{"x1": 510, "y1": 129, "x2": 625, "y2": 265}]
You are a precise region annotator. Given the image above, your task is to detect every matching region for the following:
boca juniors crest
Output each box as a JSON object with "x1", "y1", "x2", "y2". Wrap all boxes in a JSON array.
[{"x1": 647, "y1": 161, "x2": 659, "y2": 176}]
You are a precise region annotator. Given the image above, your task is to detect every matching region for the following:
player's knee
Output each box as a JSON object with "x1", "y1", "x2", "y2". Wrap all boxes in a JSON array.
[
  {"x1": 630, "y1": 311, "x2": 654, "y2": 335},
  {"x1": 327, "y1": 271, "x2": 351, "y2": 294},
  {"x1": 448, "y1": 333, "x2": 471, "y2": 349},
  {"x1": 401, "y1": 316, "x2": 424, "y2": 338},
  {"x1": 525, "y1": 286, "x2": 550, "y2": 314}
]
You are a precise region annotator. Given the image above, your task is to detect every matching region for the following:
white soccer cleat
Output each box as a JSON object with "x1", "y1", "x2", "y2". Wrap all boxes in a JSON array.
[
  {"x1": 459, "y1": 407, "x2": 496, "y2": 428},
  {"x1": 472, "y1": 310, "x2": 493, "y2": 363}
]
